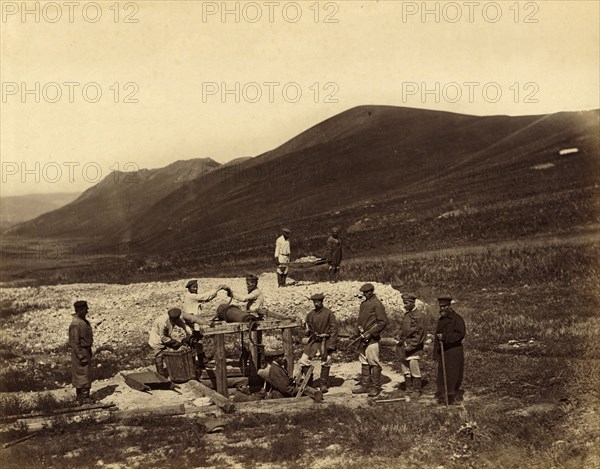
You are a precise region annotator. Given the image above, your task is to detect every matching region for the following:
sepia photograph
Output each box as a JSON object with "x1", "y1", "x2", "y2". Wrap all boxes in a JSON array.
[{"x1": 0, "y1": 1, "x2": 598, "y2": 467}]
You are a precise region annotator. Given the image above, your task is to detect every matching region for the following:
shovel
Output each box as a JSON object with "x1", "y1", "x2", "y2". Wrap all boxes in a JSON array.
[{"x1": 439, "y1": 339, "x2": 449, "y2": 407}]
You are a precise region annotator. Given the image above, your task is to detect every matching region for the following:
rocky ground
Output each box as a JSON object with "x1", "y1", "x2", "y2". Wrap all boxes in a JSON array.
[{"x1": 1, "y1": 272, "x2": 427, "y2": 359}]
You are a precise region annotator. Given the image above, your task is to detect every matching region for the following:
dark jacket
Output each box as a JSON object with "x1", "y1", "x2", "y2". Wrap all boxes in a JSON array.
[
  {"x1": 433, "y1": 308, "x2": 465, "y2": 357},
  {"x1": 268, "y1": 362, "x2": 295, "y2": 397},
  {"x1": 357, "y1": 295, "x2": 389, "y2": 343},
  {"x1": 326, "y1": 236, "x2": 342, "y2": 267},
  {"x1": 305, "y1": 307, "x2": 339, "y2": 355},
  {"x1": 399, "y1": 307, "x2": 427, "y2": 356}
]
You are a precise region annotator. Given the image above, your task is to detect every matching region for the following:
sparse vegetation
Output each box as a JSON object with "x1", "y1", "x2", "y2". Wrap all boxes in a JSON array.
[{"x1": 0, "y1": 241, "x2": 598, "y2": 467}]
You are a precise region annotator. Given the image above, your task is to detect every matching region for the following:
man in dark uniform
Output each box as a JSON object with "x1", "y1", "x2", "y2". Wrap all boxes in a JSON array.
[
  {"x1": 326, "y1": 228, "x2": 343, "y2": 280},
  {"x1": 297, "y1": 293, "x2": 339, "y2": 393},
  {"x1": 394, "y1": 290, "x2": 427, "y2": 402},
  {"x1": 352, "y1": 283, "x2": 389, "y2": 397},
  {"x1": 69, "y1": 300, "x2": 94, "y2": 405},
  {"x1": 434, "y1": 296, "x2": 466, "y2": 405}
]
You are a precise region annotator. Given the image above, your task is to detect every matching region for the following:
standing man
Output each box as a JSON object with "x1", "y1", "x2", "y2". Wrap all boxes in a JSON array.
[
  {"x1": 297, "y1": 293, "x2": 339, "y2": 393},
  {"x1": 352, "y1": 283, "x2": 389, "y2": 398},
  {"x1": 183, "y1": 279, "x2": 228, "y2": 317},
  {"x1": 274, "y1": 228, "x2": 291, "y2": 287},
  {"x1": 228, "y1": 274, "x2": 265, "y2": 312},
  {"x1": 393, "y1": 289, "x2": 426, "y2": 402},
  {"x1": 434, "y1": 296, "x2": 466, "y2": 405},
  {"x1": 326, "y1": 227, "x2": 343, "y2": 280},
  {"x1": 69, "y1": 300, "x2": 94, "y2": 405},
  {"x1": 148, "y1": 308, "x2": 192, "y2": 378}
]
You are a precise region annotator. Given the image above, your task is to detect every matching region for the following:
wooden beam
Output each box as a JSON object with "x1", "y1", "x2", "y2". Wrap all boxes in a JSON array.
[
  {"x1": 198, "y1": 319, "x2": 302, "y2": 336},
  {"x1": 187, "y1": 380, "x2": 235, "y2": 413},
  {"x1": 213, "y1": 334, "x2": 228, "y2": 397}
]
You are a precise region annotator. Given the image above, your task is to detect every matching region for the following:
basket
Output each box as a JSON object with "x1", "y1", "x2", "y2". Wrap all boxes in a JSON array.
[{"x1": 163, "y1": 347, "x2": 196, "y2": 383}]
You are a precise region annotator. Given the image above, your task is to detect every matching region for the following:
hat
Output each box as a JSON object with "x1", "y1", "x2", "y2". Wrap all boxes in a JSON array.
[
  {"x1": 245, "y1": 274, "x2": 259, "y2": 283},
  {"x1": 282, "y1": 228, "x2": 291, "y2": 234},
  {"x1": 359, "y1": 283, "x2": 375, "y2": 293},
  {"x1": 310, "y1": 293, "x2": 325, "y2": 301},
  {"x1": 168, "y1": 308, "x2": 182, "y2": 319},
  {"x1": 186, "y1": 279, "x2": 198, "y2": 289},
  {"x1": 73, "y1": 300, "x2": 88, "y2": 313},
  {"x1": 264, "y1": 349, "x2": 284, "y2": 358},
  {"x1": 402, "y1": 293, "x2": 417, "y2": 301},
  {"x1": 437, "y1": 296, "x2": 452, "y2": 306}
]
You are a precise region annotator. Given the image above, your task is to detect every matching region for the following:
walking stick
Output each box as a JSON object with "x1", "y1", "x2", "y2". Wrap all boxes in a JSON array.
[{"x1": 439, "y1": 339, "x2": 449, "y2": 407}]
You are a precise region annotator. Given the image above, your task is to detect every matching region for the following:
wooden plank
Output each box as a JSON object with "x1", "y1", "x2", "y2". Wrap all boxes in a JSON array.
[
  {"x1": 0, "y1": 403, "x2": 116, "y2": 423},
  {"x1": 213, "y1": 334, "x2": 228, "y2": 397},
  {"x1": 282, "y1": 328, "x2": 295, "y2": 377},
  {"x1": 234, "y1": 396, "x2": 313, "y2": 410},
  {"x1": 187, "y1": 380, "x2": 235, "y2": 413},
  {"x1": 296, "y1": 365, "x2": 313, "y2": 398},
  {"x1": 198, "y1": 319, "x2": 301, "y2": 336}
]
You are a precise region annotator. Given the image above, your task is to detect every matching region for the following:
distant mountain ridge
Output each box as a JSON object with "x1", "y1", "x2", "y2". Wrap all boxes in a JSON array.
[
  {"x1": 5, "y1": 158, "x2": 221, "y2": 238},
  {"x1": 6, "y1": 106, "x2": 600, "y2": 261},
  {"x1": 0, "y1": 192, "x2": 80, "y2": 230}
]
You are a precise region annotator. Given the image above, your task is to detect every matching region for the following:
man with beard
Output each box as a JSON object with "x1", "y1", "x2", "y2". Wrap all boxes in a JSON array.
[{"x1": 434, "y1": 296, "x2": 466, "y2": 405}]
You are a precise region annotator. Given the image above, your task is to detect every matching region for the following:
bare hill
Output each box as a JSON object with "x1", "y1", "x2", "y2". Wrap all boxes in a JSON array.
[{"x1": 6, "y1": 106, "x2": 599, "y2": 262}]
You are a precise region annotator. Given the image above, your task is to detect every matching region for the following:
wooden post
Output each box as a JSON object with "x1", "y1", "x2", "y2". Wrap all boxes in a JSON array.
[
  {"x1": 249, "y1": 330, "x2": 262, "y2": 375},
  {"x1": 213, "y1": 333, "x2": 228, "y2": 397},
  {"x1": 282, "y1": 328, "x2": 295, "y2": 377}
]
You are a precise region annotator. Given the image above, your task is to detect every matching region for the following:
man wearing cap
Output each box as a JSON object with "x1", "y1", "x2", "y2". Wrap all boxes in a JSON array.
[
  {"x1": 148, "y1": 308, "x2": 192, "y2": 378},
  {"x1": 434, "y1": 296, "x2": 466, "y2": 405},
  {"x1": 297, "y1": 293, "x2": 339, "y2": 393},
  {"x1": 326, "y1": 228, "x2": 343, "y2": 279},
  {"x1": 258, "y1": 353, "x2": 297, "y2": 398},
  {"x1": 228, "y1": 275, "x2": 265, "y2": 312},
  {"x1": 274, "y1": 228, "x2": 291, "y2": 287},
  {"x1": 69, "y1": 300, "x2": 94, "y2": 405},
  {"x1": 393, "y1": 289, "x2": 427, "y2": 402},
  {"x1": 183, "y1": 279, "x2": 229, "y2": 317},
  {"x1": 352, "y1": 283, "x2": 389, "y2": 397}
]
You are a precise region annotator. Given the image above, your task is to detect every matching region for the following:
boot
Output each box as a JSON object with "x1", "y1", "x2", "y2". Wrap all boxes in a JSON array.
[
  {"x1": 404, "y1": 375, "x2": 413, "y2": 402},
  {"x1": 281, "y1": 274, "x2": 287, "y2": 287},
  {"x1": 80, "y1": 387, "x2": 94, "y2": 405},
  {"x1": 75, "y1": 387, "x2": 83, "y2": 405},
  {"x1": 277, "y1": 273, "x2": 284, "y2": 287},
  {"x1": 412, "y1": 377, "x2": 422, "y2": 400},
  {"x1": 352, "y1": 365, "x2": 371, "y2": 394},
  {"x1": 320, "y1": 366, "x2": 330, "y2": 393},
  {"x1": 368, "y1": 365, "x2": 382, "y2": 398}
]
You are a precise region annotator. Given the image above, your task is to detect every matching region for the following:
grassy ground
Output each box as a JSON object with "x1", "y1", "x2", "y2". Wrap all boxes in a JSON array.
[{"x1": 0, "y1": 241, "x2": 598, "y2": 467}]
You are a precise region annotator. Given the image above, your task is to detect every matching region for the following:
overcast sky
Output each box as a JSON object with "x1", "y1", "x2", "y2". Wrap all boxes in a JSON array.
[{"x1": 1, "y1": 0, "x2": 598, "y2": 196}]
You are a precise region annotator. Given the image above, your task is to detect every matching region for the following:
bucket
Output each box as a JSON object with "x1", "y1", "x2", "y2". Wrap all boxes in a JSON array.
[{"x1": 163, "y1": 347, "x2": 196, "y2": 383}]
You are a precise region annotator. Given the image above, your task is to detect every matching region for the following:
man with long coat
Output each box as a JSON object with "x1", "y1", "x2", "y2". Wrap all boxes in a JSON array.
[
  {"x1": 69, "y1": 300, "x2": 94, "y2": 405},
  {"x1": 297, "y1": 293, "x2": 339, "y2": 393},
  {"x1": 434, "y1": 296, "x2": 466, "y2": 405},
  {"x1": 352, "y1": 283, "x2": 389, "y2": 397}
]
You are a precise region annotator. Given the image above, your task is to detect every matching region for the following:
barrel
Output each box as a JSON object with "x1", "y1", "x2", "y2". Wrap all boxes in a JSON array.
[{"x1": 163, "y1": 347, "x2": 197, "y2": 383}]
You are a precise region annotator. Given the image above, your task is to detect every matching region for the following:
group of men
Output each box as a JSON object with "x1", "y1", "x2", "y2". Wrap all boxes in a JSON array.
[
  {"x1": 68, "y1": 276, "x2": 465, "y2": 406},
  {"x1": 274, "y1": 227, "x2": 343, "y2": 286}
]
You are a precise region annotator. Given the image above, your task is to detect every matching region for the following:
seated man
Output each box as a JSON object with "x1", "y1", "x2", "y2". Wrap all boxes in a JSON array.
[
  {"x1": 228, "y1": 275, "x2": 265, "y2": 312},
  {"x1": 148, "y1": 308, "x2": 192, "y2": 377},
  {"x1": 258, "y1": 354, "x2": 296, "y2": 398}
]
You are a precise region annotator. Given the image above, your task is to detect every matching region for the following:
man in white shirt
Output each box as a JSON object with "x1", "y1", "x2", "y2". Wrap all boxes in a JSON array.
[
  {"x1": 183, "y1": 279, "x2": 228, "y2": 317},
  {"x1": 274, "y1": 228, "x2": 291, "y2": 287}
]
